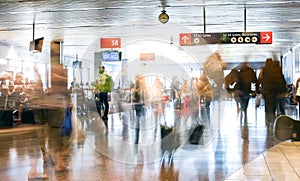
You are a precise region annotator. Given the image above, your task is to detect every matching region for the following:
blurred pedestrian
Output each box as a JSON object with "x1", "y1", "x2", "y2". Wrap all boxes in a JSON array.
[
  {"x1": 151, "y1": 77, "x2": 164, "y2": 122},
  {"x1": 258, "y1": 58, "x2": 274, "y2": 126},
  {"x1": 203, "y1": 51, "x2": 226, "y2": 100},
  {"x1": 294, "y1": 77, "x2": 300, "y2": 118},
  {"x1": 27, "y1": 128, "x2": 48, "y2": 180},
  {"x1": 170, "y1": 76, "x2": 181, "y2": 109},
  {"x1": 197, "y1": 73, "x2": 212, "y2": 121},
  {"x1": 257, "y1": 58, "x2": 287, "y2": 127},
  {"x1": 237, "y1": 62, "x2": 257, "y2": 119},
  {"x1": 94, "y1": 66, "x2": 113, "y2": 130},
  {"x1": 273, "y1": 60, "x2": 288, "y2": 116},
  {"x1": 225, "y1": 67, "x2": 241, "y2": 113},
  {"x1": 45, "y1": 62, "x2": 74, "y2": 173}
]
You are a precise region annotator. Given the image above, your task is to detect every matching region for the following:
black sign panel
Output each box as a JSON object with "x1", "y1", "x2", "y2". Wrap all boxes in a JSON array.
[{"x1": 180, "y1": 32, "x2": 272, "y2": 45}]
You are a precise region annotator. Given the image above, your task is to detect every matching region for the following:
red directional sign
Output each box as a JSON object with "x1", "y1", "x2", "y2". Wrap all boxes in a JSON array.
[
  {"x1": 180, "y1": 33, "x2": 192, "y2": 46},
  {"x1": 260, "y1": 32, "x2": 272, "y2": 44},
  {"x1": 100, "y1": 38, "x2": 121, "y2": 48}
]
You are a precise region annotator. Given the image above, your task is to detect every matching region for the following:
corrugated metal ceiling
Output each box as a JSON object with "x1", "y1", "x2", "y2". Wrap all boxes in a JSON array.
[{"x1": 0, "y1": 0, "x2": 299, "y2": 65}]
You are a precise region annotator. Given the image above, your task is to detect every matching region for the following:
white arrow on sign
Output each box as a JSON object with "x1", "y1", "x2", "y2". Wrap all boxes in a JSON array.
[
  {"x1": 181, "y1": 36, "x2": 189, "y2": 44},
  {"x1": 262, "y1": 33, "x2": 270, "y2": 41}
]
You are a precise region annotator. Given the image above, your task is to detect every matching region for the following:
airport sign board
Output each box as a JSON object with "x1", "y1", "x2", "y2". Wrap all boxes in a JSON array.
[
  {"x1": 100, "y1": 38, "x2": 121, "y2": 48},
  {"x1": 140, "y1": 53, "x2": 155, "y2": 61},
  {"x1": 180, "y1": 32, "x2": 272, "y2": 46}
]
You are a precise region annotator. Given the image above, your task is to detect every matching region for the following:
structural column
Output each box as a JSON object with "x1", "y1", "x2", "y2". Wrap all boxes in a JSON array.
[{"x1": 49, "y1": 40, "x2": 68, "y2": 94}]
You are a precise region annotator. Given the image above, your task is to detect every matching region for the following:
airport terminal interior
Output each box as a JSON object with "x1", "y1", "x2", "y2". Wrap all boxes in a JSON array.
[{"x1": 1, "y1": 0, "x2": 300, "y2": 181}]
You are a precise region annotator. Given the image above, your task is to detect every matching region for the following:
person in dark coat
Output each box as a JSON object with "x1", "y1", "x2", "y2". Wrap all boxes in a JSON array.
[
  {"x1": 272, "y1": 60, "x2": 288, "y2": 116},
  {"x1": 295, "y1": 77, "x2": 300, "y2": 118},
  {"x1": 257, "y1": 58, "x2": 274, "y2": 126},
  {"x1": 237, "y1": 62, "x2": 257, "y2": 119},
  {"x1": 257, "y1": 58, "x2": 287, "y2": 127},
  {"x1": 225, "y1": 67, "x2": 241, "y2": 113}
]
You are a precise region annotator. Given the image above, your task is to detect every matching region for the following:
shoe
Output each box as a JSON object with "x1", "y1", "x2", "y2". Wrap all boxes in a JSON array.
[
  {"x1": 28, "y1": 173, "x2": 48, "y2": 180},
  {"x1": 103, "y1": 119, "x2": 108, "y2": 131}
]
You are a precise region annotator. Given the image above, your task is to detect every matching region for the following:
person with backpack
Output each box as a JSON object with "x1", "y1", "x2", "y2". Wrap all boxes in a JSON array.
[
  {"x1": 94, "y1": 66, "x2": 113, "y2": 130},
  {"x1": 237, "y1": 62, "x2": 257, "y2": 119}
]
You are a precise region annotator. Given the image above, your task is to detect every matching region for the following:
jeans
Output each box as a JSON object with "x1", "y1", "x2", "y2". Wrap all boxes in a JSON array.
[
  {"x1": 263, "y1": 93, "x2": 277, "y2": 125},
  {"x1": 239, "y1": 95, "x2": 250, "y2": 112}
]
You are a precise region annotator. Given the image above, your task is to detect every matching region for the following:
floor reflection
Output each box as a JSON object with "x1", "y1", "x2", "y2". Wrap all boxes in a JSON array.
[{"x1": 0, "y1": 98, "x2": 285, "y2": 180}]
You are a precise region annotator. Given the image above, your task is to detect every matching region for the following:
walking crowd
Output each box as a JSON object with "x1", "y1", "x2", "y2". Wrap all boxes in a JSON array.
[
  {"x1": 121, "y1": 52, "x2": 291, "y2": 129},
  {"x1": 225, "y1": 57, "x2": 288, "y2": 127}
]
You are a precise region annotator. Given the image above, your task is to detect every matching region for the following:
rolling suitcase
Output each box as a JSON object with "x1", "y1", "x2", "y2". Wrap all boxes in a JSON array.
[
  {"x1": 161, "y1": 124, "x2": 173, "y2": 139},
  {"x1": 189, "y1": 124, "x2": 205, "y2": 144},
  {"x1": 274, "y1": 115, "x2": 300, "y2": 141}
]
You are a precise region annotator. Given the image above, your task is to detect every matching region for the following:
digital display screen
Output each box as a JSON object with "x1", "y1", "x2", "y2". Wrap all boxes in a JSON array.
[
  {"x1": 102, "y1": 51, "x2": 121, "y2": 61},
  {"x1": 29, "y1": 37, "x2": 44, "y2": 52}
]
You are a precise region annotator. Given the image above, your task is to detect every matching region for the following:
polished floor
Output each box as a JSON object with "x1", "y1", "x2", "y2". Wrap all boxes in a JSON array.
[{"x1": 0, "y1": 97, "x2": 299, "y2": 181}]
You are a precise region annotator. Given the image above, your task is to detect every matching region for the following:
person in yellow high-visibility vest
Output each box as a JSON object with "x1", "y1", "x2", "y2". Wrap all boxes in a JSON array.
[{"x1": 94, "y1": 66, "x2": 113, "y2": 130}]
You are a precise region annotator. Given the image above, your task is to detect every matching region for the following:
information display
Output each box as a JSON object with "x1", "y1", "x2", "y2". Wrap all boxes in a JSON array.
[{"x1": 101, "y1": 51, "x2": 121, "y2": 61}]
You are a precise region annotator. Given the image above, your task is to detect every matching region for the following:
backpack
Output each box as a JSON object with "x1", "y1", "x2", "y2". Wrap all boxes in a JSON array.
[
  {"x1": 239, "y1": 66, "x2": 257, "y2": 95},
  {"x1": 225, "y1": 68, "x2": 240, "y2": 93}
]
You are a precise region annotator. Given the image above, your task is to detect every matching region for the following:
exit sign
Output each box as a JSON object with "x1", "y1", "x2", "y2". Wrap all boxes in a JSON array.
[{"x1": 100, "y1": 38, "x2": 121, "y2": 48}]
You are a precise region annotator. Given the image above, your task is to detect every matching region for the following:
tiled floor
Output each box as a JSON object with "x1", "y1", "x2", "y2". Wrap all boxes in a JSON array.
[
  {"x1": 225, "y1": 141, "x2": 300, "y2": 181},
  {"x1": 0, "y1": 97, "x2": 298, "y2": 181}
]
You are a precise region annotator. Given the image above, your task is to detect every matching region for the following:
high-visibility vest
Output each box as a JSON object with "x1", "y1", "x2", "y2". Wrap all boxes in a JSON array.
[{"x1": 94, "y1": 73, "x2": 113, "y2": 92}]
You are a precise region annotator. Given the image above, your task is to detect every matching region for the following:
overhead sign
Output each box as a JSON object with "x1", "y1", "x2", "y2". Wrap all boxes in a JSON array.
[
  {"x1": 180, "y1": 32, "x2": 272, "y2": 46},
  {"x1": 100, "y1": 38, "x2": 121, "y2": 48},
  {"x1": 140, "y1": 53, "x2": 155, "y2": 61},
  {"x1": 260, "y1": 32, "x2": 272, "y2": 44}
]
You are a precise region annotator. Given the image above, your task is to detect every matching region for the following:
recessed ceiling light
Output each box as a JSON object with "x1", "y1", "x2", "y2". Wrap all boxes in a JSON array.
[{"x1": 288, "y1": 19, "x2": 300, "y2": 22}]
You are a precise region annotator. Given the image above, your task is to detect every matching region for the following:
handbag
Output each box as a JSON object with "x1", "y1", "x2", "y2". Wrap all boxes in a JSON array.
[
  {"x1": 161, "y1": 126, "x2": 180, "y2": 156},
  {"x1": 61, "y1": 107, "x2": 72, "y2": 136}
]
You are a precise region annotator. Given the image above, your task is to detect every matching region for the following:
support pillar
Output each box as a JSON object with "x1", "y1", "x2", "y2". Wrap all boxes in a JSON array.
[{"x1": 49, "y1": 41, "x2": 68, "y2": 95}]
